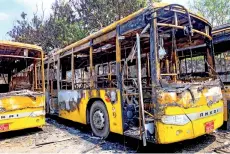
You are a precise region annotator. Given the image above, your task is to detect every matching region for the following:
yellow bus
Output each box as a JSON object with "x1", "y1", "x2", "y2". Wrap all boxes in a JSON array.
[
  {"x1": 0, "y1": 41, "x2": 45, "y2": 133},
  {"x1": 45, "y1": 3, "x2": 223, "y2": 145},
  {"x1": 212, "y1": 24, "x2": 230, "y2": 129}
]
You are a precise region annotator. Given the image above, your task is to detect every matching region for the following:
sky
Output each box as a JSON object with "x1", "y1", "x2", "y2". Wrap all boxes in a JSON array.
[{"x1": 0, "y1": 0, "x2": 189, "y2": 40}]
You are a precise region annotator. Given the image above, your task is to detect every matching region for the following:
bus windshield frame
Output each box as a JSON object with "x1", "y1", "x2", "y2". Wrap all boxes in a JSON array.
[{"x1": 0, "y1": 41, "x2": 45, "y2": 93}]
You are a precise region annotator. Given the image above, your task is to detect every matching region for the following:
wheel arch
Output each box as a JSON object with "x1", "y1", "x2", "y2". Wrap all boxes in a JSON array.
[{"x1": 86, "y1": 98, "x2": 106, "y2": 124}]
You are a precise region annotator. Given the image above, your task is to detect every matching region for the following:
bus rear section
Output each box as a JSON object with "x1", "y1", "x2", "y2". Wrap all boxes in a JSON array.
[
  {"x1": 213, "y1": 24, "x2": 230, "y2": 129},
  {"x1": 0, "y1": 41, "x2": 45, "y2": 133}
]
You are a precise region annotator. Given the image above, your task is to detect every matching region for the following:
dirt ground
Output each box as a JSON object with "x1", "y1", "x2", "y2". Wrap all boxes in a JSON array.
[{"x1": 0, "y1": 117, "x2": 230, "y2": 153}]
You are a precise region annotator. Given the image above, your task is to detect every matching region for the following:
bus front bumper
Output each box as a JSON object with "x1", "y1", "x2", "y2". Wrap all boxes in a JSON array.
[
  {"x1": 0, "y1": 111, "x2": 45, "y2": 133},
  {"x1": 155, "y1": 102, "x2": 224, "y2": 144}
]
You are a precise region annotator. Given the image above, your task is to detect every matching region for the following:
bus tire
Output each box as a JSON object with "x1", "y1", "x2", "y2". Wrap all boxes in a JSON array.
[{"x1": 89, "y1": 101, "x2": 110, "y2": 139}]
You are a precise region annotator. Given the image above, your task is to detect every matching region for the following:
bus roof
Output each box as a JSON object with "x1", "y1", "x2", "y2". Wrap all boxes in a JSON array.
[
  {"x1": 0, "y1": 41, "x2": 43, "y2": 52},
  {"x1": 0, "y1": 41, "x2": 43, "y2": 74},
  {"x1": 212, "y1": 23, "x2": 230, "y2": 35},
  {"x1": 48, "y1": 2, "x2": 211, "y2": 58},
  {"x1": 212, "y1": 24, "x2": 230, "y2": 53}
]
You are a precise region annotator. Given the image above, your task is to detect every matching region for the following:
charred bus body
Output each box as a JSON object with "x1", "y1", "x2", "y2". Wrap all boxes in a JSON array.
[
  {"x1": 0, "y1": 41, "x2": 45, "y2": 133},
  {"x1": 44, "y1": 3, "x2": 223, "y2": 145},
  {"x1": 213, "y1": 24, "x2": 230, "y2": 129}
]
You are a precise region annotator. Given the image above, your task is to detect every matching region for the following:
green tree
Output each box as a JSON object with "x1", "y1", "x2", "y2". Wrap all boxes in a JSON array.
[
  {"x1": 8, "y1": 0, "x2": 86, "y2": 52},
  {"x1": 189, "y1": 0, "x2": 230, "y2": 26},
  {"x1": 70, "y1": 0, "x2": 161, "y2": 33},
  {"x1": 8, "y1": 0, "x2": 161, "y2": 52}
]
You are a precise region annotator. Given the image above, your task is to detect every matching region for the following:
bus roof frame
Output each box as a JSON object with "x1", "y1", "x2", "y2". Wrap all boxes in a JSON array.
[
  {"x1": 213, "y1": 24, "x2": 230, "y2": 45},
  {"x1": 0, "y1": 41, "x2": 43, "y2": 60},
  {"x1": 45, "y1": 2, "x2": 212, "y2": 61}
]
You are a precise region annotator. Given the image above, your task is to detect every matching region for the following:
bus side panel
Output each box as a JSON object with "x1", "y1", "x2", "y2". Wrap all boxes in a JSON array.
[
  {"x1": 58, "y1": 90, "x2": 87, "y2": 124},
  {"x1": 58, "y1": 89, "x2": 123, "y2": 135},
  {"x1": 97, "y1": 89, "x2": 123, "y2": 135}
]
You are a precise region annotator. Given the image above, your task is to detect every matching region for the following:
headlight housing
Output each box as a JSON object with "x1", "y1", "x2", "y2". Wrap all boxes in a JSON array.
[{"x1": 161, "y1": 114, "x2": 190, "y2": 125}]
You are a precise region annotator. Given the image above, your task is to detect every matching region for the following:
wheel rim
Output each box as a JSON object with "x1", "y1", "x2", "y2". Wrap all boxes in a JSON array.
[{"x1": 92, "y1": 109, "x2": 105, "y2": 130}]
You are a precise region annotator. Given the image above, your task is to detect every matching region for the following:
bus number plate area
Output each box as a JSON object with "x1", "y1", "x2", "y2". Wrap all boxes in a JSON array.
[
  {"x1": 205, "y1": 121, "x2": 214, "y2": 133},
  {"x1": 0, "y1": 124, "x2": 9, "y2": 132}
]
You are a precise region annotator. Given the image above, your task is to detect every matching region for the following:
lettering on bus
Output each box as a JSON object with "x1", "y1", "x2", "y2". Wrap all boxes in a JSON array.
[
  {"x1": 199, "y1": 108, "x2": 220, "y2": 118},
  {"x1": 0, "y1": 114, "x2": 19, "y2": 120}
]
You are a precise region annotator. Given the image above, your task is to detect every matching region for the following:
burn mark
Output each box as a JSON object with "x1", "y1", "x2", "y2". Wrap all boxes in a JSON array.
[
  {"x1": 105, "y1": 89, "x2": 118, "y2": 104},
  {"x1": 96, "y1": 90, "x2": 100, "y2": 97},
  {"x1": 0, "y1": 107, "x2": 6, "y2": 113},
  {"x1": 58, "y1": 90, "x2": 83, "y2": 112}
]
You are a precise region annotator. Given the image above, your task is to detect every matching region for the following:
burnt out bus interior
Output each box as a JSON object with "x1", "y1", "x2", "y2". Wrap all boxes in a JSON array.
[
  {"x1": 0, "y1": 42, "x2": 43, "y2": 93},
  {"x1": 45, "y1": 4, "x2": 216, "y2": 141},
  {"x1": 213, "y1": 24, "x2": 230, "y2": 83}
]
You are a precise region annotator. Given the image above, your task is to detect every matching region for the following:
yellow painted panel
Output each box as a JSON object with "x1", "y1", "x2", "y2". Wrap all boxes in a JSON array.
[
  {"x1": 58, "y1": 89, "x2": 123, "y2": 135},
  {"x1": 59, "y1": 91, "x2": 87, "y2": 124},
  {"x1": 0, "y1": 95, "x2": 45, "y2": 111},
  {"x1": 156, "y1": 121, "x2": 194, "y2": 144},
  {"x1": 99, "y1": 89, "x2": 123, "y2": 135},
  {"x1": 156, "y1": 101, "x2": 223, "y2": 144},
  {"x1": 0, "y1": 107, "x2": 44, "y2": 116},
  {"x1": 164, "y1": 100, "x2": 223, "y2": 115},
  {"x1": 156, "y1": 112, "x2": 223, "y2": 144},
  {"x1": 192, "y1": 112, "x2": 223, "y2": 137},
  {"x1": 0, "y1": 116, "x2": 45, "y2": 133},
  {"x1": 0, "y1": 94, "x2": 45, "y2": 132},
  {"x1": 0, "y1": 108, "x2": 45, "y2": 133}
]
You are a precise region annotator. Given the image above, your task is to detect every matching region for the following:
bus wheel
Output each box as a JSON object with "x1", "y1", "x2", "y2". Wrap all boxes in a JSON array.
[{"x1": 90, "y1": 101, "x2": 110, "y2": 138}]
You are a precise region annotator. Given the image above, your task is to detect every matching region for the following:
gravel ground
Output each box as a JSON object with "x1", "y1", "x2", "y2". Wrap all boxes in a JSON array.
[{"x1": 0, "y1": 117, "x2": 230, "y2": 153}]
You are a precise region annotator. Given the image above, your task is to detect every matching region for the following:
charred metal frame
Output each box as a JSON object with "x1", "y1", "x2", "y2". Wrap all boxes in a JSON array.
[
  {"x1": 71, "y1": 48, "x2": 75, "y2": 90},
  {"x1": 136, "y1": 33, "x2": 147, "y2": 146},
  {"x1": 89, "y1": 40, "x2": 94, "y2": 88},
  {"x1": 213, "y1": 24, "x2": 230, "y2": 129},
  {"x1": 149, "y1": 15, "x2": 159, "y2": 115},
  {"x1": 116, "y1": 25, "x2": 125, "y2": 133},
  {"x1": 0, "y1": 42, "x2": 45, "y2": 93},
  {"x1": 44, "y1": 3, "x2": 215, "y2": 145}
]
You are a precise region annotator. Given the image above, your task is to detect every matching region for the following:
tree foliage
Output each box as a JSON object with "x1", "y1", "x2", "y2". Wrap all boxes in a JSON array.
[
  {"x1": 70, "y1": 0, "x2": 148, "y2": 33},
  {"x1": 8, "y1": 0, "x2": 161, "y2": 53},
  {"x1": 8, "y1": 0, "x2": 87, "y2": 52},
  {"x1": 189, "y1": 0, "x2": 230, "y2": 26}
]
